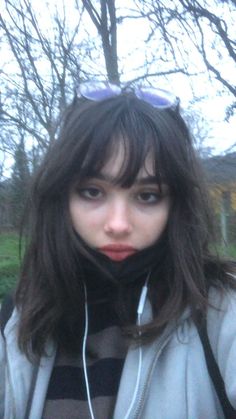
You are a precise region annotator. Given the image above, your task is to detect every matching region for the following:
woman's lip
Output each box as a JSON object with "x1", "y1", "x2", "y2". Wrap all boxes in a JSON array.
[{"x1": 99, "y1": 245, "x2": 137, "y2": 261}]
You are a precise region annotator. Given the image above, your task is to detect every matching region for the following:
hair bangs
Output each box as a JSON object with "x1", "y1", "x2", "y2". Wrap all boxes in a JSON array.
[{"x1": 73, "y1": 97, "x2": 164, "y2": 188}]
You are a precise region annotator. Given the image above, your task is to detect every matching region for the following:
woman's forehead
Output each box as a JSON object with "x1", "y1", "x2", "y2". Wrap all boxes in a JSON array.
[{"x1": 100, "y1": 142, "x2": 155, "y2": 180}]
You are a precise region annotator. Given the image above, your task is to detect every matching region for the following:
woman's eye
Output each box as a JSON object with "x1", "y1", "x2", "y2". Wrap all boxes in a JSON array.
[
  {"x1": 137, "y1": 192, "x2": 161, "y2": 204},
  {"x1": 77, "y1": 187, "x2": 103, "y2": 200}
]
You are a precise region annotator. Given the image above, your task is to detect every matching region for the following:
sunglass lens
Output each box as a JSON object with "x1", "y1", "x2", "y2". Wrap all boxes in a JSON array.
[
  {"x1": 135, "y1": 87, "x2": 177, "y2": 108},
  {"x1": 79, "y1": 82, "x2": 121, "y2": 101}
]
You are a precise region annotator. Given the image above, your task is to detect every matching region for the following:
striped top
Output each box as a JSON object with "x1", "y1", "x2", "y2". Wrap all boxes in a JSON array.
[
  {"x1": 41, "y1": 241, "x2": 159, "y2": 418},
  {"x1": 42, "y1": 296, "x2": 128, "y2": 419}
]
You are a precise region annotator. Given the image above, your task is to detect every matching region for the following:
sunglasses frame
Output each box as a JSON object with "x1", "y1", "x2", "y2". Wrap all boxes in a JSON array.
[{"x1": 77, "y1": 81, "x2": 179, "y2": 110}]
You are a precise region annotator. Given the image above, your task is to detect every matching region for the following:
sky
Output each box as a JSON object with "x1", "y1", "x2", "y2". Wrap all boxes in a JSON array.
[
  {"x1": 116, "y1": 3, "x2": 236, "y2": 154},
  {"x1": 1, "y1": 0, "x2": 236, "y2": 177}
]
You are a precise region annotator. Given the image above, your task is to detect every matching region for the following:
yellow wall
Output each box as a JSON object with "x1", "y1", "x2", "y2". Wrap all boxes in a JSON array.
[{"x1": 210, "y1": 183, "x2": 236, "y2": 214}]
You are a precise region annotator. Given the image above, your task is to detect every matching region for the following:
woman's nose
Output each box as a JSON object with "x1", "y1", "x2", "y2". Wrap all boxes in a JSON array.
[{"x1": 104, "y1": 200, "x2": 132, "y2": 236}]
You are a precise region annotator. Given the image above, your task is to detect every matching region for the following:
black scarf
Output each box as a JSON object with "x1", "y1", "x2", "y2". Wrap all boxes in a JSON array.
[{"x1": 78, "y1": 234, "x2": 168, "y2": 304}]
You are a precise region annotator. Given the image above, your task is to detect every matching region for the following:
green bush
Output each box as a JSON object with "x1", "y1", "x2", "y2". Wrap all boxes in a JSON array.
[
  {"x1": 0, "y1": 276, "x2": 18, "y2": 300},
  {"x1": 0, "y1": 233, "x2": 21, "y2": 301},
  {"x1": 0, "y1": 233, "x2": 235, "y2": 302},
  {"x1": 215, "y1": 245, "x2": 236, "y2": 259}
]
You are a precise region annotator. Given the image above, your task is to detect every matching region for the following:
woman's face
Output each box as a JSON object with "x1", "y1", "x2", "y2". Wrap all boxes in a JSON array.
[{"x1": 69, "y1": 144, "x2": 171, "y2": 261}]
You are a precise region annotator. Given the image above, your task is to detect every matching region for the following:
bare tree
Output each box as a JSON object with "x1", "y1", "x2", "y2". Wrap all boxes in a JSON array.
[
  {"x1": 1, "y1": 0, "x2": 235, "y2": 170},
  {"x1": 80, "y1": 0, "x2": 193, "y2": 86},
  {"x1": 183, "y1": 107, "x2": 214, "y2": 157},
  {"x1": 81, "y1": 0, "x2": 120, "y2": 83},
  {"x1": 134, "y1": 0, "x2": 236, "y2": 115},
  {"x1": 0, "y1": 0, "x2": 86, "y2": 158},
  {"x1": 0, "y1": 0, "x2": 235, "y2": 242}
]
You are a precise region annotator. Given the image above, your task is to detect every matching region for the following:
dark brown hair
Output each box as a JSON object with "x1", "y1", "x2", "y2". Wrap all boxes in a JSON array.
[{"x1": 15, "y1": 93, "x2": 236, "y2": 359}]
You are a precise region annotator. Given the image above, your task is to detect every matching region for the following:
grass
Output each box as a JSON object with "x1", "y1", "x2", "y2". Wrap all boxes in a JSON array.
[
  {"x1": 0, "y1": 232, "x2": 22, "y2": 300},
  {"x1": 0, "y1": 232, "x2": 235, "y2": 302},
  {"x1": 214, "y1": 244, "x2": 236, "y2": 259}
]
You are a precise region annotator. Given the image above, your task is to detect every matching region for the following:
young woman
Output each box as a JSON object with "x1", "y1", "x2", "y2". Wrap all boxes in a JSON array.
[{"x1": 0, "y1": 83, "x2": 236, "y2": 419}]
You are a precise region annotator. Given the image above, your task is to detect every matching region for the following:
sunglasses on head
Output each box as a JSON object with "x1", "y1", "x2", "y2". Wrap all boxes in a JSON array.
[{"x1": 77, "y1": 81, "x2": 179, "y2": 110}]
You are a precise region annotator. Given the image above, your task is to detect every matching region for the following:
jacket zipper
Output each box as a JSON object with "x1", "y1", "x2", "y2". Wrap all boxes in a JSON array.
[
  {"x1": 5, "y1": 347, "x2": 17, "y2": 418},
  {"x1": 131, "y1": 329, "x2": 175, "y2": 419}
]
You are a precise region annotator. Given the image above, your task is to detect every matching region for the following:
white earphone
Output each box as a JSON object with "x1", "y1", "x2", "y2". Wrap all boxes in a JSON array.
[{"x1": 82, "y1": 271, "x2": 150, "y2": 419}]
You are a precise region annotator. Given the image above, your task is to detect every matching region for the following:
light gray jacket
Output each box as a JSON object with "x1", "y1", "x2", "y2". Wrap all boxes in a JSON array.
[{"x1": 1, "y1": 288, "x2": 236, "y2": 419}]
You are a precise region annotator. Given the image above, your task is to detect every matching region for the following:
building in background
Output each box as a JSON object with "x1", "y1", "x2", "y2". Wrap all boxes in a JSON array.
[{"x1": 204, "y1": 152, "x2": 236, "y2": 247}]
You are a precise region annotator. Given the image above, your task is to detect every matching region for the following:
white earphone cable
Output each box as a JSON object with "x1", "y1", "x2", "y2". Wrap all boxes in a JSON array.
[
  {"x1": 82, "y1": 271, "x2": 150, "y2": 419},
  {"x1": 123, "y1": 313, "x2": 142, "y2": 419},
  {"x1": 123, "y1": 271, "x2": 151, "y2": 419},
  {"x1": 82, "y1": 283, "x2": 96, "y2": 419}
]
